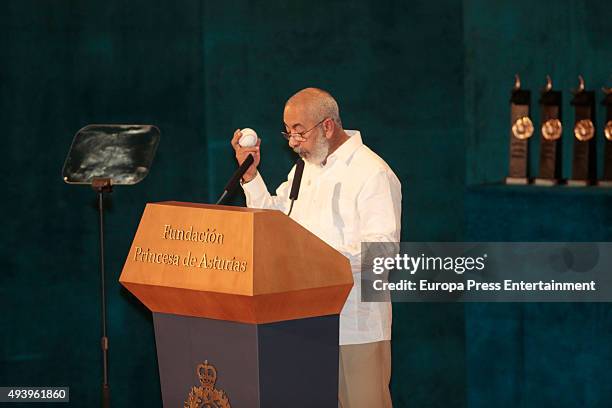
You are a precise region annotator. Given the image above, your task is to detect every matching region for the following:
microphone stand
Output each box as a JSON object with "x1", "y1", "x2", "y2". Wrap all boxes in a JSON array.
[
  {"x1": 92, "y1": 178, "x2": 112, "y2": 408},
  {"x1": 216, "y1": 154, "x2": 254, "y2": 205}
]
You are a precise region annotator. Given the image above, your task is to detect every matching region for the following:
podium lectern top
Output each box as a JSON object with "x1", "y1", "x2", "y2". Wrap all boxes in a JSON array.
[{"x1": 119, "y1": 202, "x2": 353, "y2": 324}]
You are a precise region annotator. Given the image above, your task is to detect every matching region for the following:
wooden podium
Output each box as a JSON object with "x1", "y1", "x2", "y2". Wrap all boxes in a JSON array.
[{"x1": 119, "y1": 202, "x2": 353, "y2": 407}]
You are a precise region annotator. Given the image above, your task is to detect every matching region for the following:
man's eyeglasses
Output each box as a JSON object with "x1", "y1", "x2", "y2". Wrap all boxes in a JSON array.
[{"x1": 281, "y1": 118, "x2": 327, "y2": 140}]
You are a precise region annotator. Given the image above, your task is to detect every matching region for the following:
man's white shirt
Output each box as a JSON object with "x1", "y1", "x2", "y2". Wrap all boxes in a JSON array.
[{"x1": 242, "y1": 130, "x2": 401, "y2": 345}]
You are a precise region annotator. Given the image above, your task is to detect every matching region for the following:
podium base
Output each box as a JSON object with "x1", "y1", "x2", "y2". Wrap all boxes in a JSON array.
[{"x1": 153, "y1": 313, "x2": 339, "y2": 408}]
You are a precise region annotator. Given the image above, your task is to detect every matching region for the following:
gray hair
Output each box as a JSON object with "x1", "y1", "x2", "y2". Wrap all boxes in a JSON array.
[{"x1": 286, "y1": 88, "x2": 343, "y2": 128}]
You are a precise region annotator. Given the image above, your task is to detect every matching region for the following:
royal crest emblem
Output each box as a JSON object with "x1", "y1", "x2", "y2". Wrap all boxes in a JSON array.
[{"x1": 184, "y1": 360, "x2": 231, "y2": 408}]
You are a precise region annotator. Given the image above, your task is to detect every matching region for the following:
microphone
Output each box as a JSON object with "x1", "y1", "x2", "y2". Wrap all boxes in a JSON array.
[
  {"x1": 216, "y1": 154, "x2": 254, "y2": 205},
  {"x1": 289, "y1": 158, "x2": 305, "y2": 200},
  {"x1": 287, "y1": 158, "x2": 305, "y2": 216}
]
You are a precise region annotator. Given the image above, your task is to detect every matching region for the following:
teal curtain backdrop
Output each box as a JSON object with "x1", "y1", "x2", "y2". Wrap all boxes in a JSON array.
[
  {"x1": 0, "y1": 0, "x2": 610, "y2": 407},
  {"x1": 464, "y1": 1, "x2": 612, "y2": 407}
]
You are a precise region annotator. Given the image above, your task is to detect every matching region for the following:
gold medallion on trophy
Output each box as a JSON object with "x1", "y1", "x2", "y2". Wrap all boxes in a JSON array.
[
  {"x1": 512, "y1": 116, "x2": 534, "y2": 140},
  {"x1": 541, "y1": 118, "x2": 562, "y2": 141},
  {"x1": 605, "y1": 120, "x2": 612, "y2": 141},
  {"x1": 574, "y1": 119, "x2": 595, "y2": 141}
]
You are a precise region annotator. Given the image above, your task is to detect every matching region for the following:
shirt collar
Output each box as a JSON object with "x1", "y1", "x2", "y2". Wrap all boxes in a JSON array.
[{"x1": 324, "y1": 129, "x2": 363, "y2": 167}]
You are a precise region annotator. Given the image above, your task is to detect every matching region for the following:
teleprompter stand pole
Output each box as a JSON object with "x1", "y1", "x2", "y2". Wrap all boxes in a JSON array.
[
  {"x1": 62, "y1": 124, "x2": 160, "y2": 407},
  {"x1": 92, "y1": 178, "x2": 112, "y2": 408}
]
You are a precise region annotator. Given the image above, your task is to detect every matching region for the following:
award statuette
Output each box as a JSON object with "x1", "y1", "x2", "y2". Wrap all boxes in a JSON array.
[
  {"x1": 535, "y1": 76, "x2": 563, "y2": 185},
  {"x1": 598, "y1": 87, "x2": 612, "y2": 186},
  {"x1": 568, "y1": 75, "x2": 597, "y2": 186},
  {"x1": 505, "y1": 75, "x2": 533, "y2": 184}
]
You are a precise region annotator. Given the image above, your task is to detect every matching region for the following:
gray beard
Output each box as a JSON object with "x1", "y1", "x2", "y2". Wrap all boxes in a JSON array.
[{"x1": 293, "y1": 129, "x2": 329, "y2": 165}]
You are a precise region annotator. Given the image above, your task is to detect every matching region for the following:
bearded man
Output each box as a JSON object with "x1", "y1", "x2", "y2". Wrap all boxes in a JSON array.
[{"x1": 231, "y1": 87, "x2": 401, "y2": 408}]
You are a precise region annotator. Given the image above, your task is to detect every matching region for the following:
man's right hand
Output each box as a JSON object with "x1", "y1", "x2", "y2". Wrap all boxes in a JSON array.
[{"x1": 231, "y1": 129, "x2": 261, "y2": 183}]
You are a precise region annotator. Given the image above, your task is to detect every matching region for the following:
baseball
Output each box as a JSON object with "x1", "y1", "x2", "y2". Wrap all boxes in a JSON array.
[{"x1": 238, "y1": 128, "x2": 258, "y2": 147}]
